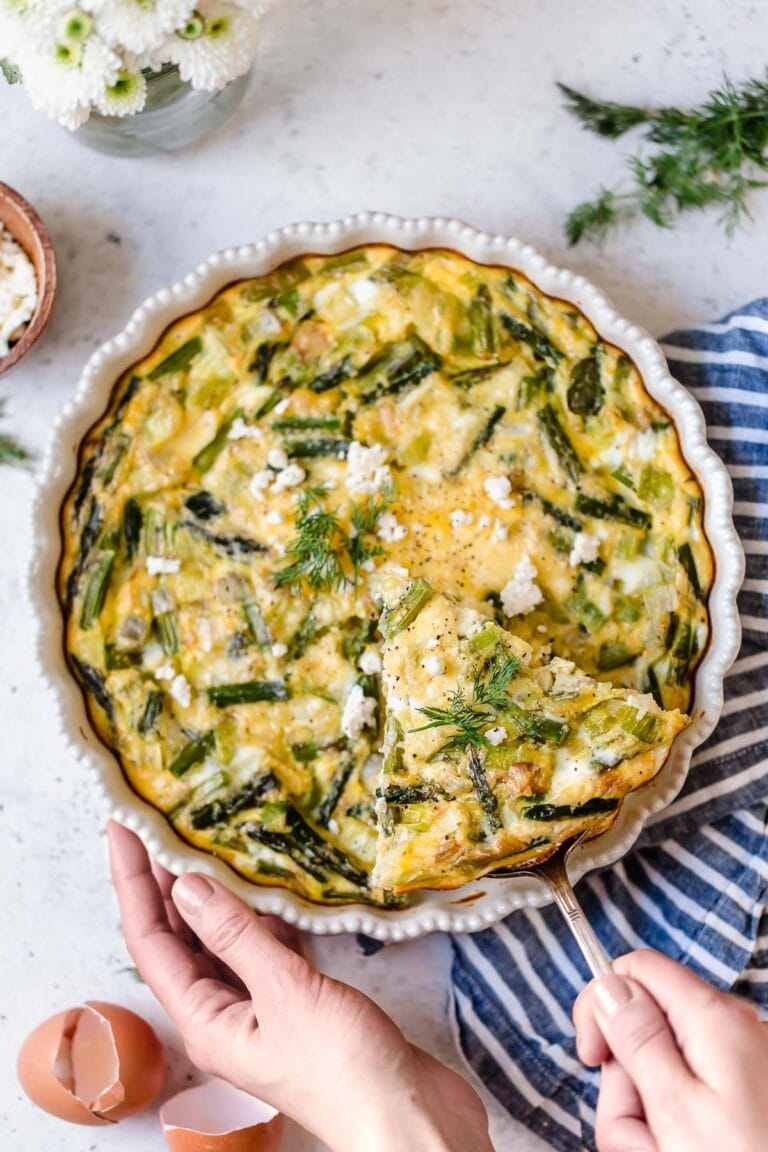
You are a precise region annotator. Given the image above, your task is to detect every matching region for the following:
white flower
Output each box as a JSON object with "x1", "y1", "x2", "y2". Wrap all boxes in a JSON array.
[
  {"x1": 87, "y1": 0, "x2": 196, "y2": 55},
  {"x1": 164, "y1": 0, "x2": 259, "y2": 90},
  {"x1": 95, "y1": 64, "x2": 147, "y2": 115},
  {"x1": 15, "y1": 30, "x2": 121, "y2": 129}
]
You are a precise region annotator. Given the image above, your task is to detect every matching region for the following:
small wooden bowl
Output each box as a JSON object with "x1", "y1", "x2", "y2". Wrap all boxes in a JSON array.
[{"x1": 0, "y1": 182, "x2": 57, "y2": 376}]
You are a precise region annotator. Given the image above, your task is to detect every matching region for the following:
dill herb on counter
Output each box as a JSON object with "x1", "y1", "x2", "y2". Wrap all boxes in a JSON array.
[{"x1": 559, "y1": 74, "x2": 768, "y2": 244}]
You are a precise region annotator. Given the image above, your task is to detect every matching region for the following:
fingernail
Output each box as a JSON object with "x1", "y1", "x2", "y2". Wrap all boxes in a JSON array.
[
  {"x1": 593, "y1": 972, "x2": 633, "y2": 1016},
  {"x1": 174, "y1": 873, "x2": 215, "y2": 914}
]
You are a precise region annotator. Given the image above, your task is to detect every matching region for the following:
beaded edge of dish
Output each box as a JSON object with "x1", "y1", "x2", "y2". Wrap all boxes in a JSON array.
[{"x1": 27, "y1": 213, "x2": 744, "y2": 939}]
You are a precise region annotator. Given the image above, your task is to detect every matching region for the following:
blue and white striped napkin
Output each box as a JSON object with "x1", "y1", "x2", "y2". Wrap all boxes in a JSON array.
[{"x1": 450, "y1": 299, "x2": 768, "y2": 1151}]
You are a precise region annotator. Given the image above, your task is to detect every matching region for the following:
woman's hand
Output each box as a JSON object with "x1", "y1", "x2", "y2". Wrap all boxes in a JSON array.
[
  {"x1": 574, "y1": 949, "x2": 768, "y2": 1152},
  {"x1": 107, "y1": 821, "x2": 492, "y2": 1152}
]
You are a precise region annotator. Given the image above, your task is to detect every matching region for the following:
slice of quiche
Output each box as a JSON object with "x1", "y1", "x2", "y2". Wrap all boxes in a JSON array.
[{"x1": 372, "y1": 575, "x2": 688, "y2": 894}]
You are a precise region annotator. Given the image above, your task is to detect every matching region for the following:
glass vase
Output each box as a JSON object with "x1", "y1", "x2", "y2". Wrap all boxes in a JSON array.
[{"x1": 76, "y1": 63, "x2": 251, "y2": 158}]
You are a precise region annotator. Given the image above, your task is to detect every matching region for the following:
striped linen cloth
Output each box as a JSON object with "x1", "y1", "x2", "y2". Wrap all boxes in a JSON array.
[{"x1": 450, "y1": 299, "x2": 768, "y2": 1152}]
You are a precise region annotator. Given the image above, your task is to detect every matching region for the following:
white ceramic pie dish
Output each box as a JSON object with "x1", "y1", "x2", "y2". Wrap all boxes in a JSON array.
[{"x1": 29, "y1": 213, "x2": 744, "y2": 939}]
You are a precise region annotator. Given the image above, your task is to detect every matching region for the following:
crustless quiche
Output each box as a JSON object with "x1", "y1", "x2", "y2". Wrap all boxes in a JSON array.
[{"x1": 60, "y1": 245, "x2": 712, "y2": 905}]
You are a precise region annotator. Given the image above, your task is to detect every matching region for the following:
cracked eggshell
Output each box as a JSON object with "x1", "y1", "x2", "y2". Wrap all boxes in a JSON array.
[
  {"x1": 17, "y1": 1001, "x2": 166, "y2": 1125},
  {"x1": 161, "y1": 1078, "x2": 284, "y2": 1152}
]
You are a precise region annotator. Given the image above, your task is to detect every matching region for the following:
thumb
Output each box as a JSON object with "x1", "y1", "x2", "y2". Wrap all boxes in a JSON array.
[
  {"x1": 587, "y1": 972, "x2": 694, "y2": 1120},
  {"x1": 172, "y1": 873, "x2": 311, "y2": 1007}
]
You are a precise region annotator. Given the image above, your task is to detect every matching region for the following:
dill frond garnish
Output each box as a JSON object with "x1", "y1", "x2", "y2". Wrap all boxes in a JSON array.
[
  {"x1": 412, "y1": 654, "x2": 521, "y2": 755},
  {"x1": 275, "y1": 483, "x2": 395, "y2": 592},
  {"x1": 274, "y1": 487, "x2": 347, "y2": 592},
  {"x1": 559, "y1": 74, "x2": 768, "y2": 244},
  {"x1": 0, "y1": 399, "x2": 32, "y2": 468}
]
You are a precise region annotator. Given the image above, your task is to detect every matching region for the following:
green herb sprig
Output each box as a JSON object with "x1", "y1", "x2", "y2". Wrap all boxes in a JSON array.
[
  {"x1": 413, "y1": 654, "x2": 520, "y2": 756},
  {"x1": 0, "y1": 400, "x2": 32, "y2": 468},
  {"x1": 559, "y1": 74, "x2": 768, "y2": 244},
  {"x1": 275, "y1": 484, "x2": 394, "y2": 593}
]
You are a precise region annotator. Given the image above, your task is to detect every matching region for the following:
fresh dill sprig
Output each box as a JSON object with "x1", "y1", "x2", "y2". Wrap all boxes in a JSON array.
[
  {"x1": 274, "y1": 487, "x2": 347, "y2": 592},
  {"x1": 559, "y1": 73, "x2": 768, "y2": 244},
  {"x1": 348, "y1": 484, "x2": 394, "y2": 581},
  {"x1": 275, "y1": 483, "x2": 395, "y2": 592},
  {"x1": 412, "y1": 653, "x2": 520, "y2": 756},
  {"x1": 0, "y1": 400, "x2": 32, "y2": 469}
]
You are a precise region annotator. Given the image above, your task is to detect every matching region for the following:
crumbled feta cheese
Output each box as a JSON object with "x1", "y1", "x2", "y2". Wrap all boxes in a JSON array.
[
  {"x1": 536, "y1": 624, "x2": 548, "y2": 634},
  {"x1": 450, "y1": 509, "x2": 473, "y2": 530},
  {"x1": 154, "y1": 663, "x2": 175, "y2": 681},
  {"x1": 256, "y1": 309, "x2": 282, "y2": 335},
  {"x1": 197, "y1": 618, "x2": 213, "y2": 653},
  {"x1": 485, "y1": 726, "x2": 507, "y2": 746},
  {"x1": 271, "y1": 642, "x2": 288, "y2": 658},
  {"x1": 249, "y1": 470, "x2": 272, "y2": 498},
  {"x1": 631, "y1": 429, "x2": 658, "y2": 463},
  {"x1": 341, "y1": 683, "x2": 377, "y2": 740},
  {"x1": 345, "y1": 440, "x2": 392, "y2": 495},
  {"x1": 359, "y1": 648, "x2": 383, "y2": 675},
  {"x1": 478, "y1": 515, "x2": 491, "y2": 530},
  {"x1": 492, "y1": 519, "x2": 508, "y2": 542},
  {"x1": 273, "y1": 397, "x2": 290, "y2": 414},
  {"x1": 0, "y1": 224, "x2": 37, "y2": 358},
  {"x1": 361, "y1": 557, "x2": 376, "y2": 572},
  {"x1": 267, "y1": 447, "x2": 289, "y2": 471},
  {"x1": 327, "y1": 818, "x2": 340, "y2": 836},
  {"x1": 500, "y1": 554, "x2": 543, "y2": 617},
  {"x1": 170, "y1": 674, "x2": 192, "y2": 708},
  {"x1": 548, "y1": 657, "x2": 590, "y2": 698},
  {"x1": 227, "y1": 418, "x2": 262, "y2": 441},
  {"x1": 569, "y1": 531, "x2": 600, "y2": 568},
  {"x1": 266, "y1": 509, "x2": 284, "y2": 525},
  {"x1": 374, "y1": 796, "x2": 388, "y2": 821},
  {"x1": 377, "y1": 512, "x2": 407, "y2": 543},
  {"x1": 267, "y1": 536, "x2": 286, "y2": 555},
  {"x1": 349, "y1": 278, "x2": 380, "y2": 307},
  {"x1": 271, "y1": 463, "x2": 306, "y2": 492},
  {"x1": 146, "y1": 556, "x2": 180, "y2": 576},
  {"x1": 422, "y1": 654, "x2": 445, "y2": 677},
  {"x1": 456, "y1": 606, "x2": 484, "y2": 638},
  {"x1": 426, "y1": 637, "x2": 439, "y2": 649},
  {"x1": 484, "y1": 475, "x2": 514, "y2": 509}
]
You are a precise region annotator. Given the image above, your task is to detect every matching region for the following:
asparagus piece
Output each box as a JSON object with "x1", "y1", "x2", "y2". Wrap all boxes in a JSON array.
[
  {"x1": 308, "y1": 357, "x2": 354, "y2": 393},
  {"x1": 123, "y1": 498, "x2": 142, "y2": 560},
  {"x1": 207, "y1": 680, "x2": 288, "y2": 706},
  {"x1": 168, "y1": 732, "x2": 215, "y2": 778},
  {"x1": 71, "y1": 657, "x2": 114, "y2": 720},
  {"x1": 184, "y1": 491, "x2": 226, "y2": 521},
  {"x1": 567, "y1": 355, "x2": 604, "y2": 415},
  {"x1": 467, "y1": 286, "x2": 498, "y2": 356},
  {"x1": 383, "y1": 784, "x2": 444, "y2": 804},
  {"x1": 138, "y1": 690, "x2": 164, "y2": 736},
  {"x1": 467, "y1": 749, "x2": 501, "y2": 832},
  {"x1": 193, "y1": 409, "x2": 241, "y2": 473},
  {"x1": 285, "y1": 438, "x2": 352, "y2": 459},
  {"x1": 523, "y1": 798, "x2": 619, "y2": 821},
  {"x1": 449, "y1": 405, "x2": 506, "y2": 476},
  {"x1": 500, "y1": 313, "x2": 563, "y2": 365},
  {"x1": 182, "y1": 520, "x2": 266, "y2": 557},
  {"x1": 148, "y1": 336, "x2": 203, "y2": 380},
  {"x1": 350, "y1": 336, "x2": 441, "y2": 401},
  {"x1": 677, "y1": 542, "x2": 703, "y2": 600},
  {"x1": 597, "y1": 642, "x2": 640, "y2": 671},
  {"x1": 538, "y1": 403, "x2": 584, "y2": 482},
  {"x1": 315, "y1": 757, "x2": 356, "y2": 826},
  {"x1": 151, "y1": 589, "x2": 179, "y2": 656},
  {"x1": 272, "y1": 415, "x2": 344, "y2": 431},
  {"x1": 378, "y1": 578, "x2": 433, "y2": 640},
  {"x1": 244, "y1": 599, "x2": 271, "y2": 646},
  {"x1": 505, "y1": 702, "x2": 570, "y2": 745},
  {"x1": 80, "y1": 551, "x2": 115, "y2": 630},
  {"x1": 190, "y1": 772, "x2": 280, "y2": 830},
  {"x1": 575, "y1": 493, "x2": 651, "y2": 529}
]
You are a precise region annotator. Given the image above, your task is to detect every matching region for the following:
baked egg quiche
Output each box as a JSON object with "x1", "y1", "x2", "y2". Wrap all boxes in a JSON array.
[
  {"x1": 59, "y1": 244, "x2": 712, "y2": 905},
  {"x1": 374, "y1": 576, "x2": 687, "y2": 893}
]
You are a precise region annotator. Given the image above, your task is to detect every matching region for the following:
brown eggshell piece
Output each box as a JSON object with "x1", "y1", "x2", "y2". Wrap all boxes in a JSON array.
[
  {"x1": 17, "y1": 1002, "x2": 165, "y2": 1125},
  {"x1": 161, "y1": 1078, "x2": 284, "y2": 1152},
  {"x1": 84, "y1": 1001, "x2": 166, "y2": 1120}
]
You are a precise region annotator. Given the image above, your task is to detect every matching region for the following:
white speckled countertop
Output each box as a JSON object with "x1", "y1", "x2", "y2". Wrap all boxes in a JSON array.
[{"x1": 3, "y1": 2, "x2": 767, "y2": 1149}]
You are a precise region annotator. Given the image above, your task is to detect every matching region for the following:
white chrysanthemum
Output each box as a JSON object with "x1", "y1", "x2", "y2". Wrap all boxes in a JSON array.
[
  {"x1": 15, "y1": 31, "x2": 120, "y2": 128},
  {"x1": 95, "y1": 62, "x2": 146, "y2": 114},
  {"x1": 164, "y1": 0, "x2": 259, "y2": 90},
  {"x1": 86, "y1": 0, "x2": 195, "y2": 55}
]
